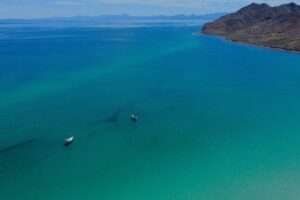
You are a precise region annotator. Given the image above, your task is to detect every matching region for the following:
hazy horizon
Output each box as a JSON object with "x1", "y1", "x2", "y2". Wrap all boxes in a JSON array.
[
  {"x1": 0, "y1": 0, "x2": 299, "y2": 19},
  {"x1": 0, "y1": 13, "x2": 227, "y2": 21}
]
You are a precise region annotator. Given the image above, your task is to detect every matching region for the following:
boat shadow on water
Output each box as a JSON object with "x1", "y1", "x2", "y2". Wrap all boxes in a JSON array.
[
  {"x1": 0, "y1": 139, "x2": 35, "y2": 154},
  {"x1": 90, "y1": 106, "x2": 135, "y2": 125}
]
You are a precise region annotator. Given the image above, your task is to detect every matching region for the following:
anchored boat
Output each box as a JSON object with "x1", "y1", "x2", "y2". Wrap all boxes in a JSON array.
[
  {"x1": 131, "y1": 114, "x2": 138, "y2": 121},
  {"x1": 64, "y1": 136, "x2": 74, "y2": 146}
]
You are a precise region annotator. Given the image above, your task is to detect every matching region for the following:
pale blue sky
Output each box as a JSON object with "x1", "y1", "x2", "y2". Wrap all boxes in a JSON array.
[{"x1": 0, "y1": 0, "x2": 299, "y2": 19}]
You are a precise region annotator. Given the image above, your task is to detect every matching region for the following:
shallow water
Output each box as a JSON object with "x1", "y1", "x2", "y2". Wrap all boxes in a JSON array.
[{"x1": 1, "y1": 21, "x2": 300, "y2": 200}]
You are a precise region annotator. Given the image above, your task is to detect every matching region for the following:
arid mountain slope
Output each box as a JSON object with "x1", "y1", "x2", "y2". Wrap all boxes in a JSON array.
[{"x1": 201, "y1": 2, "x2": 300, "y2": 52}]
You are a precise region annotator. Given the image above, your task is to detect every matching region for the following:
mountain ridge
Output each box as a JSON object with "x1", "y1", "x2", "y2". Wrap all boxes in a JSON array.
[
  {"x1": 0, "y1": 13, "x2": 226, "y2": 22},
  {"x1": 201, "y1": 2, "x2": 300, "y2": 52}
]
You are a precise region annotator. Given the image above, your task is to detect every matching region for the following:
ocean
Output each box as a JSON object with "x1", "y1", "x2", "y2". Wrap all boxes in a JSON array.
[{"x1": 1, "y1": 20, "x2": 300, "y2": 200}]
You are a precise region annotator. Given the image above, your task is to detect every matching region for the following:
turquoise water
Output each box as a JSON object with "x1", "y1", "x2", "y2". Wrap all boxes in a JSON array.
[{"x1": 1, "y1": 21, "x2": 300, "y2": 200}]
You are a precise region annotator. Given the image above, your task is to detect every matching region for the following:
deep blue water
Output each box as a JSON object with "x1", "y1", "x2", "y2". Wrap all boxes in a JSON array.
[{"x1": 1, "y1": 21, "x2": 300, "y2": 200}]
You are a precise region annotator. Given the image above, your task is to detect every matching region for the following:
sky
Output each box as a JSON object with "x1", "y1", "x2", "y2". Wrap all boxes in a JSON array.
[{"x1": 0, "y1": 0, "x2": 299, "y2": 19}]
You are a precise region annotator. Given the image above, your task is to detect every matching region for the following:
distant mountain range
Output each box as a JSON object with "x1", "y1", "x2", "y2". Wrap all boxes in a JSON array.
[
  {"x1": 201, "y1": 2, "x2": 300, "y2": 52},
  {"x1": 0, "y1": 13, "x2": 226, "y2": 23}
]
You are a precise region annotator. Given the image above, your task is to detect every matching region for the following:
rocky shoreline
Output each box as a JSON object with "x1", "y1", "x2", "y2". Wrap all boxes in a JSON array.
[{"x1": 200, "y1": 32, "x2": 300, "y2": 55}]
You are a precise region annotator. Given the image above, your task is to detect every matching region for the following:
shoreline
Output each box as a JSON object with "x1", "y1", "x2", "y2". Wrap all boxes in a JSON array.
[{"x1": 199, "y1": 32, "x2": 300, "y2": 55}]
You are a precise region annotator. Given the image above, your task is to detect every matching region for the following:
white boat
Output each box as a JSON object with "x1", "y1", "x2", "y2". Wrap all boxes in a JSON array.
[
  {"x1": 131, "y1": 114, "x2": 138, "y2": 121},
  {"x1": 64, "y1": 136, "x2": 74, "y2": 146}
]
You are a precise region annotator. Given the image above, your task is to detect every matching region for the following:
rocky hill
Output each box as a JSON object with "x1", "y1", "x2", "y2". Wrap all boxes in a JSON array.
[{"x1": 201, "y1": 2, "x2": 300, "y2": 52}]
